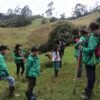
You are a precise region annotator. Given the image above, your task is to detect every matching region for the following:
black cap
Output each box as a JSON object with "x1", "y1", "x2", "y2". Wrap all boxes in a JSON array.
[
  {"x1": 31, "y1": 46, "x2": 38, "y2": 52},
  {"x1": 15, "y1": 44, "x2": 22, "y2": 49}
]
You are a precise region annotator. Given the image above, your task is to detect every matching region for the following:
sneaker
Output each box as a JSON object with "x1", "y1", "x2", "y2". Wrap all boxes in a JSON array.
[
  {"x1": 31, "y1": 96, "x2": 36, "y2": 100},
  {"x1": 80, "y1": 93, "x2": 89, "y2": 100}
]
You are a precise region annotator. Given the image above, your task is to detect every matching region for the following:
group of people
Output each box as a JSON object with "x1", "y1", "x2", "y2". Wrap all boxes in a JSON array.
[
  {"x1": 0, "y1": 44, "x2": 40, "y2": 100},
  {"x1": 74, "y1": 22, "x2": 100, "y2": 100},
  {"x1": 0, "y1": 22, "x2": 99, "y2": 100}
]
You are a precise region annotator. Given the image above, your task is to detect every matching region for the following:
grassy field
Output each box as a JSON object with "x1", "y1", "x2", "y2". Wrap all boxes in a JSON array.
[
  {"x1": 70, "y1": 12, "x2": 100, "y2": 26},
  {"x1": 0, "y1": 19, "x2": 48, "y2": 47},
  {"x1": 0, "y1": 46, "x2": 100, "y2": 100},
  {"x1": 0, "y1": 12, "x2": 100, "y2": 49}
]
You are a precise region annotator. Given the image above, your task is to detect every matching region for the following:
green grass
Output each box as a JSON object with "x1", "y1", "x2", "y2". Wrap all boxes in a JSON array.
[
  {"x1": 0, "y1": 46, "x2": 100, "y2": 100},
  {"x1": 0, "y1": 18, "x2": 47, "y2": 48},
  {"x1": 69, "y1": 12, "x2": 100, "y2": 26}
]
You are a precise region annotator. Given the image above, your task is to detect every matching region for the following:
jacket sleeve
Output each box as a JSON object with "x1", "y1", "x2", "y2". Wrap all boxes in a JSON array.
[
  {"x1": 36, "y1": 58, "x2": 40, "y2": 75},
  {"x1": 74, "y1": 39, "x2": 83, "y2": 49},
  {"x1": 25, "y1": 58, "x2": 33, "y2": 76},
  {"x1": 13, "y1": 52, "x2": 22, "y2": 60},
  {"x1": 82, "y1": 36, "x2": 98, "y2": 54}
]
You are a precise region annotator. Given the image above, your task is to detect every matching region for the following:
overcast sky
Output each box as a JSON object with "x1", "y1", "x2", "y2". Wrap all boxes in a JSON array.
[{"x1": 0, "y1": 0, "x2": 100, "y2": 17}]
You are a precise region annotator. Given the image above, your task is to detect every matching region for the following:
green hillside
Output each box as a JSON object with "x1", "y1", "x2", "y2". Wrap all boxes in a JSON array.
[
  {"x1": 0, "y1": 12, "x2": 100, "y2": 48},
  {"x1": 70, "y1": 12, "x2": 100, "y2": 26}
]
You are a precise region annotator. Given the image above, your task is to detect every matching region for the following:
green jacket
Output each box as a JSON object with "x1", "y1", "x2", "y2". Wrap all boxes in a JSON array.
[
  {"x1": 74, "y1": 36, "x2": 87, "y2": 58},
  {"x1": 82, "y1": 33, "x2": 99, "y2": 65},
  {"x1": 13, "y1": 50, "x2": 24, "y2": 64},
  {"x1": 25, "y1": 54, "x2": 40, "y2": 78},
  {"x1": 0, "y1": 53, "x2": 9, "y2": 77}
]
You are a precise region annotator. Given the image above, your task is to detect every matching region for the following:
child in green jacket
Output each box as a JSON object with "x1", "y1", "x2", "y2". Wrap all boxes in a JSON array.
[
  {"x1": 80, "y1": 23, "x2": 100, "y2": 100},
  {"x1": 0, "y1": 45, "x2": 15, "y2": 97},
  {"x1": 25, "y1": 46, "x2": 40, "y2": 100}
]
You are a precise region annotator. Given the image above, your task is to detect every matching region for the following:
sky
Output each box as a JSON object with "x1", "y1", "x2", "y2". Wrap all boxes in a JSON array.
[{"x1": 0, "y1": 0, "x2": 100, "y2": 18}]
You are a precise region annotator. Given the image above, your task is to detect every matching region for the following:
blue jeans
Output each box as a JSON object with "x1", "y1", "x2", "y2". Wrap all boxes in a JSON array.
[
  {"x1": 1, "y1": 76, "x2": 15, "y2": 87},
  {"x1": 53, "y1": 61, "x2": 60, "y2": 71},
  {"x1": 53, "y1": 61, "x2": 60, "y2": 76}
]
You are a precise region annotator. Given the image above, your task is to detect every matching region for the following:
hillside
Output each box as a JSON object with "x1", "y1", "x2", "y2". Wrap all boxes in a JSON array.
[
  {"x1": 70, "y1": 11, "x2": 100, "y2": 26},
  {"x1": 0, "y1": 18, "x2": 55, "y2": 49},
  {"x1": 0, "y1": 12, "x2": 100, "y2": 48}
]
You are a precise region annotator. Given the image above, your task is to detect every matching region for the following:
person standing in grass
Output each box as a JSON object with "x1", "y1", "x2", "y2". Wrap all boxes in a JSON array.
[
  {"x1": 0, "y1": 45, "x2": 15, "y2": 97},
  {"x1": 58, "y1": 39, "x2": 66, "y2": 68},
  {"x1": 25, "y1": 46, "x2": 40, "y2": 100},
  {"x1": 74, "y1": 29, "x2": 89, "y2": 78},
  {"x1": 52, "y1": 45, "x2": 61, "y2": 77},
  {"x1": 79, "y1": 23, "x2": 100, "y2": 100},
  {"x1": 13, "y1": 44, "x2": 25, "y2": 79}
]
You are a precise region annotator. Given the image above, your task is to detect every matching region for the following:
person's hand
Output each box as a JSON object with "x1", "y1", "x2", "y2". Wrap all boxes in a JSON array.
[{"x1": 79, "y1": 45, "x2": 82, "y2": 49}]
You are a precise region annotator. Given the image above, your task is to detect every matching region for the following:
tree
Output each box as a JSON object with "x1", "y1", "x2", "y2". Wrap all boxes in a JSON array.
[
  {"x1": 60, "y1": 13, "x2": 65, "y2": 19},
  {"x1": 21, "y1": 5, "x2": 32, "y2": 17},
  {"x1": 14, "y1": 6, "x2": 21, "y2": 15},
  {"x1": 7, "y1": 8, "x2": 13, "y2": 15},
  {"x1": 45, "y1": 1, "x2": 55, "y2": 18},
  {"x1": 72, "y1": 3, "x2": 88, "y2": 18}
]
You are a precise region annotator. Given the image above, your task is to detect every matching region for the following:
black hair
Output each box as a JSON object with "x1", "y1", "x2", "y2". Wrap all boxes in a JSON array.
[
  {"x1": 53, "y1": 45, "x2": 59, "y2": 55},
  {"x1": 15, "y1": 44, "x2": 22, "y2": 50},
  {"x1": 79, "y1": 29, "x2": 88, "y2": 35},
  {"x1": 31, "y1": 46, "x2": 38, "y2": 52},
  {"x1": 88, "y1": 22, "x2": 100, "y2": 31},
  {"x1": 0, "y1": 45, "x2": 8, "y2": 51}
]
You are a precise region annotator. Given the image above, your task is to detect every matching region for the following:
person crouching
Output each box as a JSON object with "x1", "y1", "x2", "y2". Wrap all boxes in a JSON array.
[{"x1": 0, "y1": 45, "x2": 15, "y2": 97}]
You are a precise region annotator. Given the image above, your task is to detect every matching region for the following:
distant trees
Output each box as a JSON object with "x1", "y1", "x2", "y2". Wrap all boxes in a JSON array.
[
  {"x1": 0, "y1": 5, "x2": 33, "y2": 27},
  {"x1": 60, "y1": 13, "x2": 65, "y2": 19},
  {"x1": 72, "y1": 3, "x2": 88, "y2": 18},
  {"x1": 45, "y1": 1, "x2": 54, "y2": 18}
]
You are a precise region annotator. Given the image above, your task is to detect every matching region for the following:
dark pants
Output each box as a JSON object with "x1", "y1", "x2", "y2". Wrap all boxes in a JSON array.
[
  {"x1": 59, "y1": 51, "x2": 64, "y2": 68},
  {"x1": 85, "y1": 65, "x2": 96, "y2": 97},
  {"x1": 16, "y1": 63, "x2": 25, "y2": 76},
  {"x1": 27, "y1": 77, "x2": 36, "y2": 92},
  {"x1": 26, "y1": 77, "x2": 36, "y2": 100}
]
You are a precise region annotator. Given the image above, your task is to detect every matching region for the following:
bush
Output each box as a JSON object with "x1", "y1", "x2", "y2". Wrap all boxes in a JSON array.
[
  {"x1": 41, "y1": 18, "x2": 47, "y2": 24},
  {"x1": 47, "y1": 21, "x2": 76, "y2": 50},
  {"x1": 0, "y1": 15, "x2": 33, "y2": 27},
  {"x1": 39, "y1": 21, "x2": 77, "y2": 52},
  {"x1": 96, "y1": 17, "x2": 100, "y2": 24},
  {"x1": 49, "y1": 17, "x2": 57, "y2": 22}
]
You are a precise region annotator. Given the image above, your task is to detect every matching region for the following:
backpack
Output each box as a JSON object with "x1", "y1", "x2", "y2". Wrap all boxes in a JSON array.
[{"x1": 95, "y1": 37, "x2": 100, "y2": 58}]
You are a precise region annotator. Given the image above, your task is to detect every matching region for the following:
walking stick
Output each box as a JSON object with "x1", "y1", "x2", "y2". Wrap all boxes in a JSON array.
[{"x1": 73, "y1": 48, "x2": 82, "y2": 95}]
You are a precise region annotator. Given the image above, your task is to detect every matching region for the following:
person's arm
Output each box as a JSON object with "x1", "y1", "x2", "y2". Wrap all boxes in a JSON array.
[
  {"x1": 25, "y1": 58, "x2": 32, "y2": 76},
  {"x1": 74, "y1": 39, "x2": 83, "y2": 49},
  {"x1": 13, "y1": 52, "x2": 23, "y2": 60},
  {"x1": 36, "y1": 57, "x2": 40, "y2": 75},
  {"x1": 81, "y1": 36, "x2": 98, "y2": 54}
]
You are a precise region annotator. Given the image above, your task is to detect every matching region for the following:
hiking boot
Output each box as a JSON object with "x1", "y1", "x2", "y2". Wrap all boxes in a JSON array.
[
  {"x1": 80, "y1": 93, "x2": 90, "y2": 100},
  {"x1": 31, "y1": 95, "x2": 36, "y2": 100},
  {"x1": 9, "y1": 86, "x2": 15, "y2": 97},
  {"x1": 25, "y1": 91, "x2": 32, "y2": 100}
]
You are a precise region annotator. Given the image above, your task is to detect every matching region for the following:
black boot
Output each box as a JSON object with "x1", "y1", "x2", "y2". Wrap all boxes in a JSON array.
[
  {"x1": 9, "y1": 86, "x2": 15, "y2": 97},
  {"x1": 55, "y1": 70, "x2": 58, "y2": 77},
  {"x1": 25, "y1": 91, "x2": 33, "y2": 100}
]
